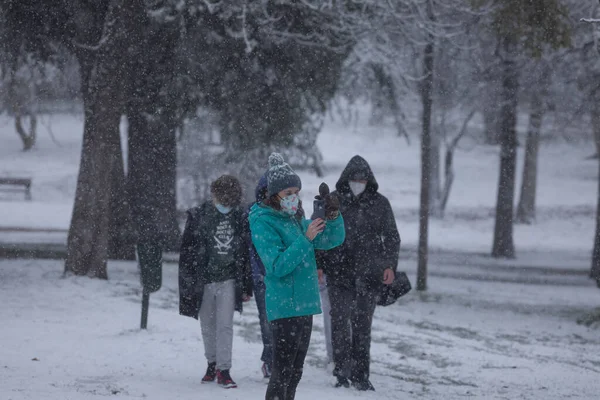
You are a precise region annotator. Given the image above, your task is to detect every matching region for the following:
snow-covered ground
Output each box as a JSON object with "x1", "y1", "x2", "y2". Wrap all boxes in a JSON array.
[
  {"x1": 1, "y1": 110, "x2": 600, "y2": 399},
  {"x1": 1, "y1": 258, "x2": 599, "y2": 400}
]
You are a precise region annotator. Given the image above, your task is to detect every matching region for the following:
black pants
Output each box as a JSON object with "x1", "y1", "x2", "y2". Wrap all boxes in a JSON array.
[
  {"x1": 329, "y1": 283, "x2": 378, "y2": 383},
  {"x1": 254, "y1": 281, "x2": 273, "y2": 366},
  {"x1": 265, "y1": 315, "x2": 313, "y2": 400}
]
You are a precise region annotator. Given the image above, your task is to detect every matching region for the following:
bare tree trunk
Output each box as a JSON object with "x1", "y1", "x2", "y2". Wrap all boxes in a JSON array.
[
  {"x1": 492, "y1": 36, "x2": 519, "y2": 259},
  {"x1": 128, "y1": 110, "x2": 180, "y2": 252},
  {"x1": 590, "y1": 100, "x2": 600, "y2": 285},
  {"x1": 371, "y1": 64, "x2": 409, "y2": 144},
  {"x1": 439, "y1": 110, "x2": 476, "y2": 217},
  {"x1": 14, "y1": 112, "x2": 37, "y2": 151},
  {"x1": 515, "y1": 74, "x2": 547, "y2": 224},
  {"x1": 429, "y1": 127, "x2": 442, "y2": 218},
  {"x1": 125, "y1": 19, "x2": 181, "y2": 253},
  {"x1": 482, "y1": 89, "x2": 501, "y2": 145},
  {"x1": 480, "y1": 37, "x2": 501, "y2": 146},
  {"x1": 65, "y1": 0, "x2": 144, "y2": 278},
  {"x1": 440, "y1": 146, "x2": 455, "y2": 214},
  {"x1": 65, "y1": 105, "x2": 121, "y2": 277},
  {"x1": 108, "y1": 135, "x2": 136, "y2": 261},
  {"x1": 417, "y1": 2, "x2": 435, "y2": 291},
  {"x1": 7, "y1": 61, "x2": 37, "y2": 151}
]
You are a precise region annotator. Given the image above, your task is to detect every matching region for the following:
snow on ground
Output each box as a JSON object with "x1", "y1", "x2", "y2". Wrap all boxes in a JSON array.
[
  {"x1": 1, "y1": 258, "x2": 599, "y2": 400},
  {"x1": 1, "y1": 109, "x2": 600, "y2": 399}
]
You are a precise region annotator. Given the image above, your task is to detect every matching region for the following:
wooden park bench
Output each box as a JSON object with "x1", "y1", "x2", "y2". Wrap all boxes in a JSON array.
[{"x1": 0, "y1": 177, "x2": 32, "y2": 200}]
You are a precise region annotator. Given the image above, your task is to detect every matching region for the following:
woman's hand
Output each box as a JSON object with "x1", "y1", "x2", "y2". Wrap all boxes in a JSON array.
[
  {"x1": 383, "y1": 268, "x2": 395, "y2": 285},
  {"x1": 306, "y1": 218, "x2": 325, "y2": 241}
]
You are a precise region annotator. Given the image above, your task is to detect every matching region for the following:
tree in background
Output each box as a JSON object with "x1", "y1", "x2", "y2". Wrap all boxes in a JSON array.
[
  {"x1": 417, "y1": 0, "x2": 486, "y2": 288},
  {"x1": 2, "y1": 0, "x2": 139, "y2": 275},
  {"x1": 578, "y1": 1, "x2": 600, "y2": 285},
  {"x1": 4, "y1": 0, "x2": 595, "y2": 284},
  {"x1": 3, "y1": 57, "x2": 38, "y2": 151},
  {"x1": 417, "y1": 0, "x2": 436, "y2": 290},
  {"x1": 64, "y1": 0, "x2": 145, "y2": 277},
  {"x1": 515, "y1": 60, "x2": 552, "y2": 224},
  {"x1": 330, "y1": 0, "x2": 489, "y2": 288},
  {"x1": 0, "y1": 1, "x2": 54, "y2": 151},
  {"x1": 125, "y1": 4, "x2": 183, "y2": 254},
  {"x1": 178, "y1": 1, "x2": 353, "y2": 195},
  {"x1": 2, "y1": 0, "x2": 357, "y2": 277},
  {"x1": 489, "y1": 0, "x2": 570, "y2": 258}
]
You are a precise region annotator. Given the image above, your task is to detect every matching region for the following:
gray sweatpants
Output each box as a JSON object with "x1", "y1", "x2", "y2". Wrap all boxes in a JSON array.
[{"x1": 199, "y1": 279, "x2": 235, "y2": 371}]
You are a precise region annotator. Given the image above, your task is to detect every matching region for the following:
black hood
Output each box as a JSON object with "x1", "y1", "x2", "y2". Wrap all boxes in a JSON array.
[{"x1": 335, "y1": 155, "x2": 379, "y2": 195}]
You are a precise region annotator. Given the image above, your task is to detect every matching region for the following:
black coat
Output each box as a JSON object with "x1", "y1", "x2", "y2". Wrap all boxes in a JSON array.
[
  {"x1": 178, "y1": 202, "x2": 253, "y2": 319},
  {"x1": 317, "y1": 156, "x2": 401, "y2": 289}
]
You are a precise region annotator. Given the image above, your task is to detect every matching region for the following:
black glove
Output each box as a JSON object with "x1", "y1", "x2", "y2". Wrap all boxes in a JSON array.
[
  {"x1": 313, "y1": 183, "x2": 340, "y2": 220},
  {"x1": 316, "y1": 182, "x2": 340, "y2": 220},
  {"x1": 324, "y1": 193, "x2": 340, "y2": 220}
]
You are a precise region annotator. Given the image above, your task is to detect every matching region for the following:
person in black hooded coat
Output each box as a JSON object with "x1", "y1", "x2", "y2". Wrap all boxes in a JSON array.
[{"x1": 316, "y1": 155, "x2": 400, "y2": 391}]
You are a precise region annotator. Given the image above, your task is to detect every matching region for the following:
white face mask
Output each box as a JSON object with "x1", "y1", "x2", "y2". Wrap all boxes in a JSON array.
[
  {"x1": 349, "y1": 181, "x2": 367, "y2": 196},
  {"x1": 215, "y1": 203, "x2": 232, "y2": 214}
]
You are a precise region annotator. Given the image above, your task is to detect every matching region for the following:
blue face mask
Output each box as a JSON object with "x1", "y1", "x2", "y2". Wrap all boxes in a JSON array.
[
  {"x1": 215, "y1": 203, "x2": 232, "y2": 214},
  {"x1": 280, "y1": 194, "x2": 300, "y2": 215}
]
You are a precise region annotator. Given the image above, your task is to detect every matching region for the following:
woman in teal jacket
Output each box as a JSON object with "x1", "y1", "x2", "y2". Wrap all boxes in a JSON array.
[{"x1": 250, "y1": 153, "x2": 345, "y2": 400}]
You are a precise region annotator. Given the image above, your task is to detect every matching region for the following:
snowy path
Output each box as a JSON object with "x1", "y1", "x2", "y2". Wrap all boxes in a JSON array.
[{"x1": 1, "y1": 259, "x2": 599, "y2": 400}]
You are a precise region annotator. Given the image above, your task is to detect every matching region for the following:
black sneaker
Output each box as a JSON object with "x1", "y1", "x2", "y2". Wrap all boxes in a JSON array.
[
  {"x1": 352, "y1": 379, "x2": 375, "y2": 391},
  {"x1": 201, "y1": 362, "x2": 216, "y2": 383},
  {"x1": 217, "y1": 369, "x2": 237, "y2": 389},
  {"x1": 335, "y1": 377, "x2": 350, "y2": 388}
]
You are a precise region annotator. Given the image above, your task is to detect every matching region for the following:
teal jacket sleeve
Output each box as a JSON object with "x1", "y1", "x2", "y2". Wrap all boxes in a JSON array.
[
  {"x1": 304, "y1": 214, "x2": 345, "y2": 251},
  {"x1": 251, "y1": 219, "x2": 314, "y2": 278}
]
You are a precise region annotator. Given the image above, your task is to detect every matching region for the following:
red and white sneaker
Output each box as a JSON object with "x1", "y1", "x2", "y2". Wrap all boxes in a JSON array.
[{"x1": 216, "y1": 369, "x2": 237, "y2": 389}]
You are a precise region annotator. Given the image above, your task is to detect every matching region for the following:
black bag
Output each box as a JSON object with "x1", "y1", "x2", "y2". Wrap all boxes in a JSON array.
[{"x1": 377, "y1": 271, "x2": 412, "y2": 306}]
